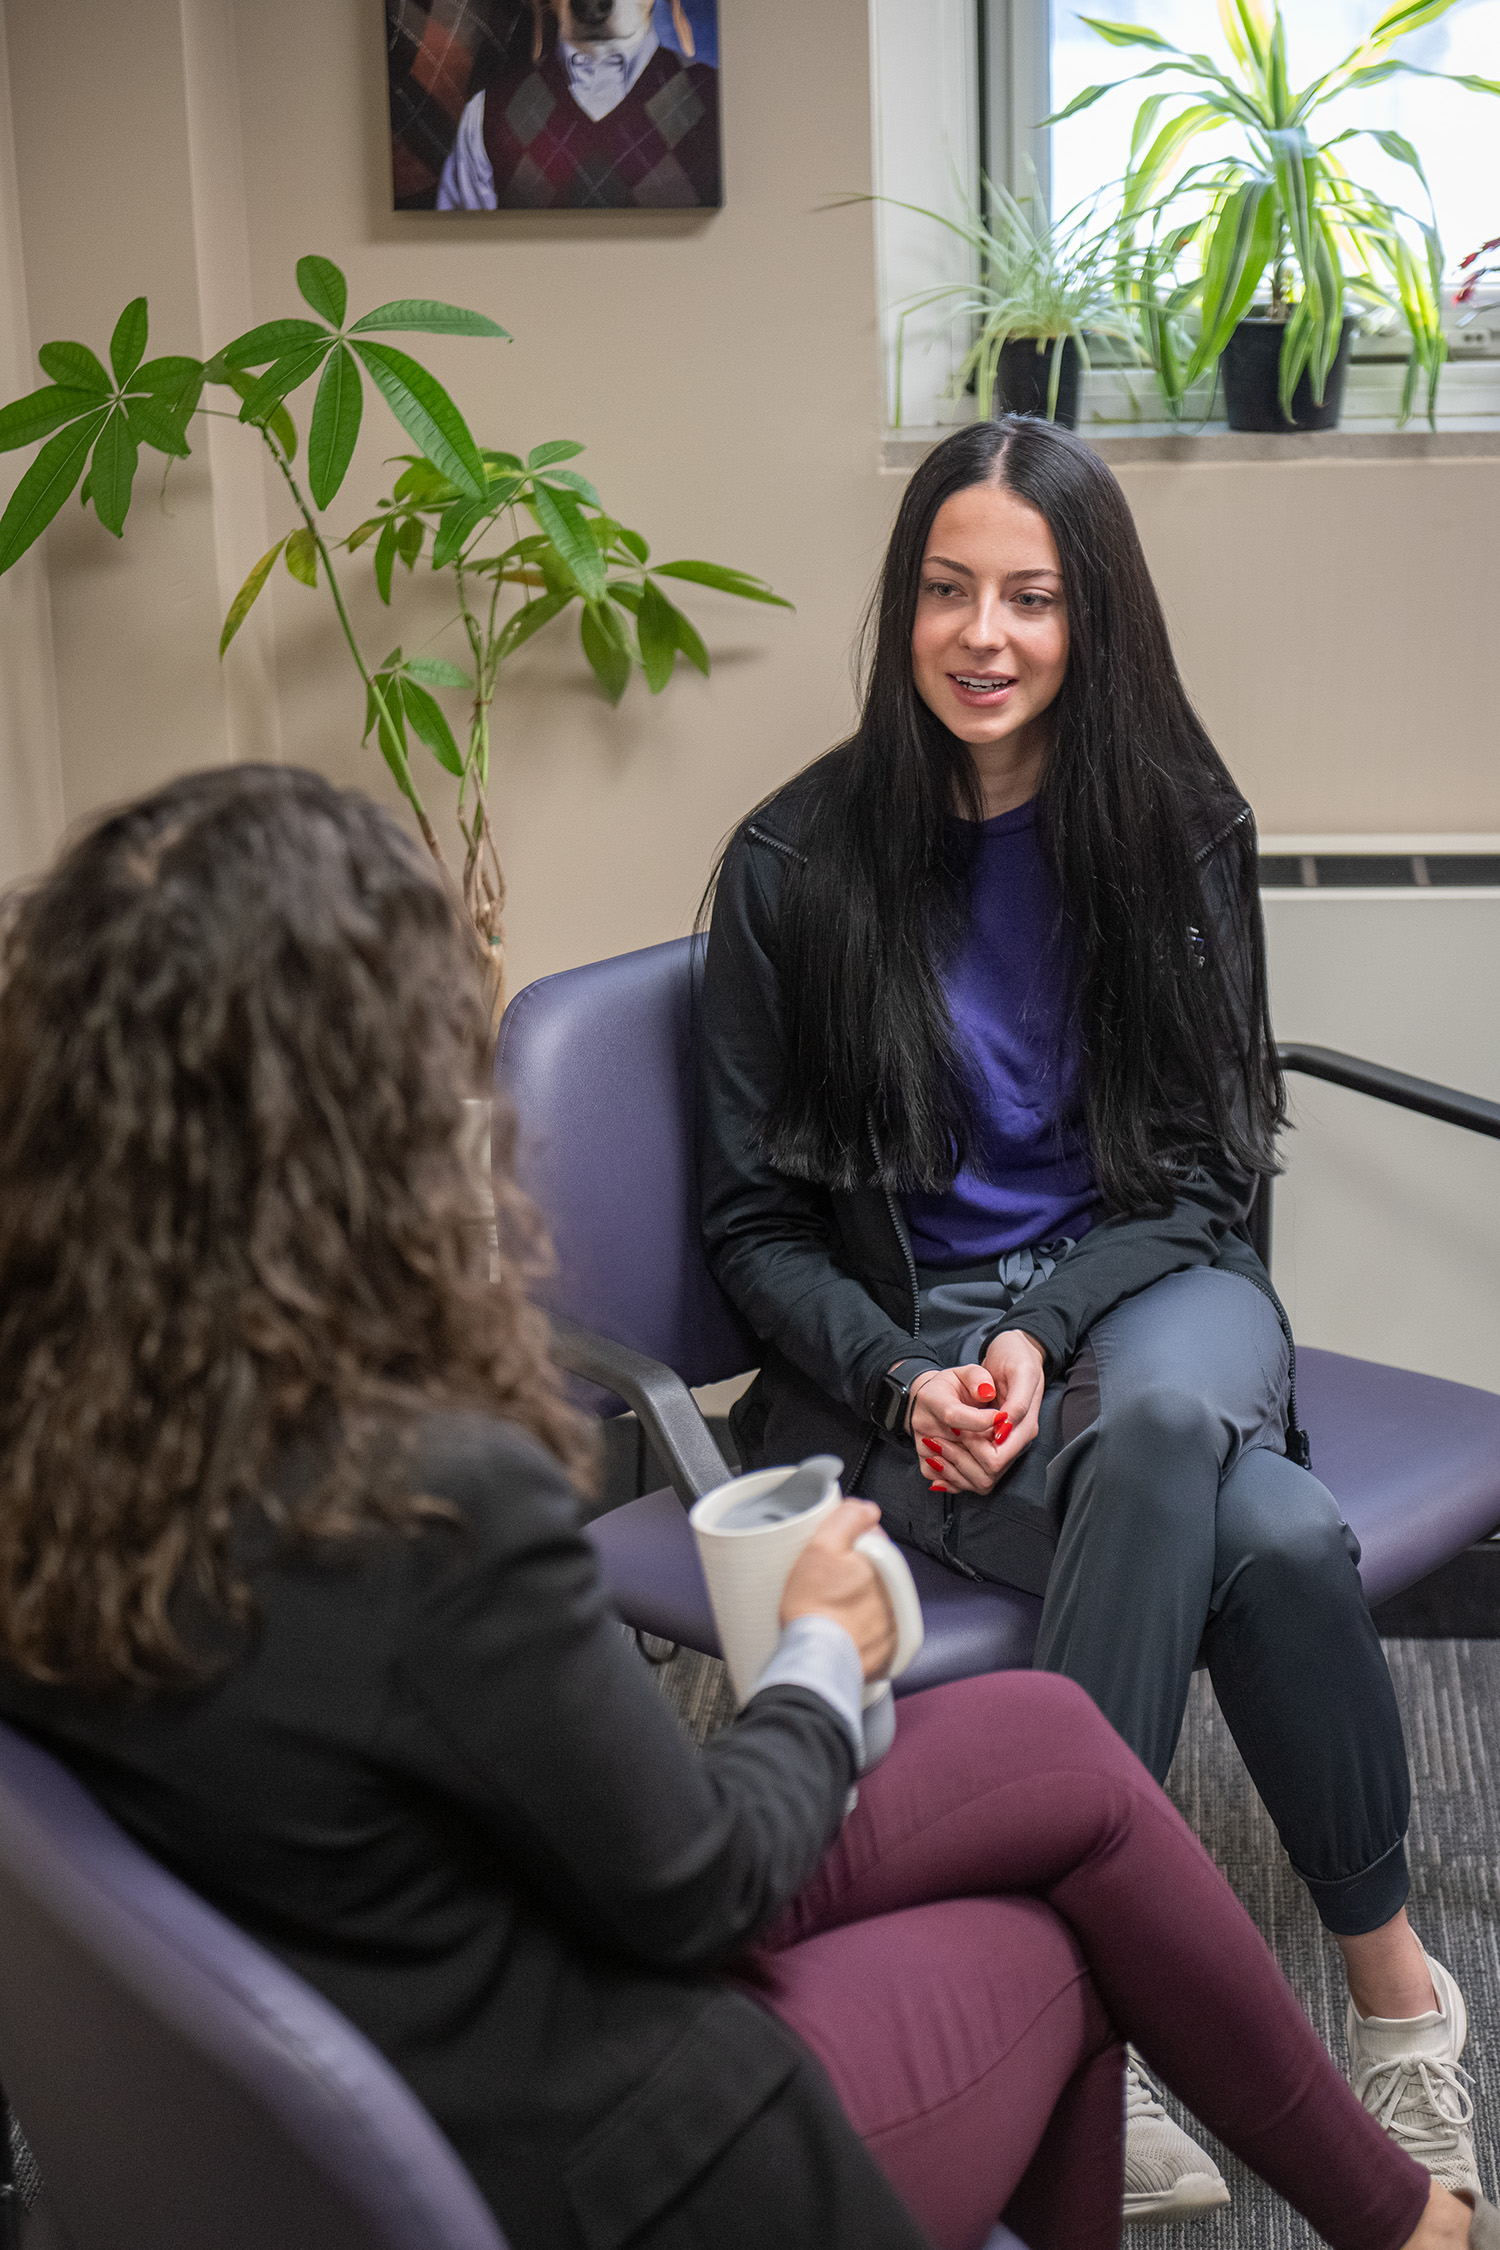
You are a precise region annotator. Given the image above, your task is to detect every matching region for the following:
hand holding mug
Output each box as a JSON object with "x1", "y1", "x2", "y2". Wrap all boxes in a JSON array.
[{"x1": 780, "y1": 1499, "x2": 897, "y2": 1681}]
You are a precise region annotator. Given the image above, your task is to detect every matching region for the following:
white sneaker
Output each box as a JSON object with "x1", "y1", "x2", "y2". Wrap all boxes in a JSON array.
[
  {"x1": 1123, "y1": 2056, "x2": 1232, "y2": 2223},
  {"x1": 1346, "y1": 1949, "x2": 1480, "y2": 2199}
]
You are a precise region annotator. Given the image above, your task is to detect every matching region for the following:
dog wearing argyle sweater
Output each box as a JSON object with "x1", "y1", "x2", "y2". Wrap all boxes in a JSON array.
[{"x1": 436, "y1": 0, "x2": 720, "y2": 210}]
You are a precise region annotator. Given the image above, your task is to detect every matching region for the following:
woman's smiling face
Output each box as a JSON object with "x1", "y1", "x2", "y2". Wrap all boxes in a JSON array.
[{"x1": 910, "y1": 480, "x2": 1070, "y2": 756}]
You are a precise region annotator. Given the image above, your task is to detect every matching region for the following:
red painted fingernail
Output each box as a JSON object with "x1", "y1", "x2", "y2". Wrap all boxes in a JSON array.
[{"x1": 977, "y1": 1379, "x2": 996, "y2": 1401}]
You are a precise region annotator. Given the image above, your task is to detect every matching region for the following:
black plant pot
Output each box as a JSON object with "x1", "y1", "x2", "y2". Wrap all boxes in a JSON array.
[
  {"x1": 1220, "y1": 316, "x2": 1356, "y2": 432},
  {"x1": 995, "y1": 336, "x2": 1081, "y2": 428}
]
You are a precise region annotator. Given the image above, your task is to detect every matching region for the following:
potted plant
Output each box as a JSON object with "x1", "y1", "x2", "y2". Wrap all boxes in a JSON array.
[
  {"x1": 1051, "y1": 0, "x2": 1500, "y2": 429},
  {"x1": 863, "y1": 176, "x2": 1143, "y2": 429},
  {"x1": 0, "y1": 257, "x2": 789, "y2": 1017}
]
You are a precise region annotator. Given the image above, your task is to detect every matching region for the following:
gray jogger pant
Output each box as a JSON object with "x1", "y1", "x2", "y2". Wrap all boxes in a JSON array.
[{"x1": 921, "y1": 1264, "x2": 1413, "y2": 1936}]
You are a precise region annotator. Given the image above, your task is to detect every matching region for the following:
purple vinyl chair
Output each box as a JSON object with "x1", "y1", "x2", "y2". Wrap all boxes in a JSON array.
[
  {"x1": 0, "y1": 1717, "x2": 507, "y2": 2250},
  {"x1": 0, "y1": 1716, "x2": 1031, "y2": 2250},
  {"x1": 497, "y1": 937, "x2": 1500, "y2": 1678}
]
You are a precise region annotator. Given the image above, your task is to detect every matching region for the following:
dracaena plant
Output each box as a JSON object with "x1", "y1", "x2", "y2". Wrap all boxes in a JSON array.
[
  {"x1": 1050, "y1": 0, "x2": 1500, "y2": 425},
  {"x1": 0, "y1": 254, "x2": 788, "y2": 1010}
]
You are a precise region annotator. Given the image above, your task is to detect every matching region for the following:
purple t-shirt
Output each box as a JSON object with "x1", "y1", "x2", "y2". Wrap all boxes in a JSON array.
[{"x1": 901, "y1": 800, "x2": 1098, "y2": 1268}]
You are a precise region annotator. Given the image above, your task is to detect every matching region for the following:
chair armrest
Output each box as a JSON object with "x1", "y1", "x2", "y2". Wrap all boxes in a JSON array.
[
  {"x1": 547, "y1": 1313, "x2": 732, "y2": 1508},
  {"x1": 1278, "y1": 1044, "x2": 1500, "y2": 1141}
]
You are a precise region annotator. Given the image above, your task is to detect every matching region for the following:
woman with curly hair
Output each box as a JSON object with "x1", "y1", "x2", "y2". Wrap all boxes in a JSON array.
[{"x1": 0, "y1": 765, "x2": 1486, "y2": 2250}]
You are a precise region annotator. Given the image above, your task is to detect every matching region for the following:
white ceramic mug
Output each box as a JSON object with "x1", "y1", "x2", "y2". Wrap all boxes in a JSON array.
[{"x1": 689, "y1": 1467, "x2": 925, "y2": 1764}]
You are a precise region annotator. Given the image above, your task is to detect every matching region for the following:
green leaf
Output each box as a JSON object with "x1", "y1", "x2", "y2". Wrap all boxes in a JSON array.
[
  {"x1": 223, "y1": 318, "x2": 330, "y2": 370},
  {"x1": 527, "y1": 438, "x2": 585, "y2": 467},
  {"x1": 364, "y1": 674, "x2": 419, "y2": 802},
  {"x1": 432, "y1": 494, "x2": 494, "y2": 568},
  {"x1": 0, "y1": 409, "x2": 109, "y2": 572},
  {"x1": 284, "y1": 526, "x2": 318, "y2": 587},
  {"x1": 606, "y1": 581, "x2": 643, "y2": 614},
  {"x1": 347, "y1": 300, "x2": 509, "y2": 339},
  {"x1": 493, "y1": 587, "x2": 570, "y2": 663},
  {"x1": 617, "y1": 524, "x2": 649, "y2": 564},
  {"x1": 581, "y1": 602, "x2": 631, "y2": 703},
  {"x1": 350, "y1": 340, "x2": 486, "y2": 501},
  {"x1": 665, "y1": 593, "x2": 709, "y2": 677},
  {"x1": 93, "y1": 406, "x2": 144, "y2": 534},
  {"x1": 1122, "y1": 102, "x2": 1224, "y2": 220},
  {"x1": 393, "y1": 457, "x2": 462, "y2": 506},
  {"x1": 374, "y1": 515, "x2": 398, "y2": 604},
  {"x1": 1187, "y1": 176, "x2": 1276, "y2": 376},
  {"x1": 1040, "y1": 79, "x2": 1118, "y2": 126},
  {"x1": 307, "y1": 343, "x2": 363, "y2": 508},
  {"x1": 654, "y1": 558, "x2": 793, "y2": 608},
  {"x1": 217, "y1": 367, "x2": 298, "y2": 458},
  {"x1": 529, "y1": 480, "x2": 605, "y2": 599},
  {"x1": 130, "y1": 354, "x2": 203, "y2": 398},
  {"x1": 397, "y1": 675, "x2": 464, "y2": 776},
  {"x1": 109, "y1": 297, "x2": 149, "y2": 386},
  {"x1": 540, "y1": 466, "x2": 602, "y2": 509},
  {"x1": 396, "y1": 514, "x2": 424, "y2": 568},
  {"x1": 219, "y1": 536, "x2": 288, "y2": 655},
  {"x1": 124, "y1": 391, "x2": 193, "y2": 457},
  {"x1": 346, "y1": 514, "x2": 385, "y2": 551},
  {"x1": 37, "y1": 341, "x2": 110, "y2": 393},
  {"x1": 481, "y1": 449, "x2": 525, "y2": 474},
  {"x1": 236, "y1": 339, "x2": 335, "y2": 423},
  {"x1": 636, "y1": 578, "x2": 678, "y2": 693},
  {"x1": 1368, "y1": 0, "x2": 1463, "y2": 37},
  {"x1": 0, "y1": 384, "x2": 105, "y2": 454},
  {"x1": 1079, "y1": 16, "x2": 1177, "y2": 50},
  {"x1": 403, "y1": 654, "x2": 472, "y2": 689},
  {"x1": 297, "y1": 255, "x2": 348, "y2": 328}
]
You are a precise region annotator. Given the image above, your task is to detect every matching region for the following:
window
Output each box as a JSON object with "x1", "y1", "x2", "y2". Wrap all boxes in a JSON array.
[
  {"x1": 869, "y1": 0, "x2": 1500, "y2": 432},
  {"x1": 1044, "y1": 0, "x2": 1500, "y2": 280}
]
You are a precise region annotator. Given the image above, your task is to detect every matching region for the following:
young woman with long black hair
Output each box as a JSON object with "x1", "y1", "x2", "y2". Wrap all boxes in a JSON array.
[{"x1": 698, "y1": 417, "x2": 1482, "y2": 2219}]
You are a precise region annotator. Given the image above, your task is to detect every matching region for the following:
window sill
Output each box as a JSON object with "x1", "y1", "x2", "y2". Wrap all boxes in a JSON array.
[
  {"x1": 883, "y1": 419, "x2": 1500, "y2": 472},
  {"x1": 882, "y1": 359, "x2": 1500, "y2": 471}
]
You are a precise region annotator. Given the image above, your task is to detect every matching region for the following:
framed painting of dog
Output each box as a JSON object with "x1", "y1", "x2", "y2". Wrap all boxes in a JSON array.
[{"x1": 386, "y1": 0, "x2": 722, "y2": 211}]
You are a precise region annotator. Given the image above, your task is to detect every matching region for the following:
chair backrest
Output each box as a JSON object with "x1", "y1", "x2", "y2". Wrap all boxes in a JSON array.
[
  {"x1": 0, "y1": 1720, "x2": 506, "y2": 2250},
  {"x1": 496, "y1": 934, "x2": 756, "y2": 1390}
]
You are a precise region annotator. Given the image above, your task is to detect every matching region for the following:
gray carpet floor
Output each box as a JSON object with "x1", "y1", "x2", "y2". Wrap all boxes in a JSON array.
[{"x1": 648, "y1": 1633, "x2": 1500, "y2": 2247}]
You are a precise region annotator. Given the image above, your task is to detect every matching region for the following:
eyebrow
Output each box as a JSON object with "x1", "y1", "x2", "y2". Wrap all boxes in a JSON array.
[{"x1": 922, "y1": 555, "x2": 1062, "y2": 583}]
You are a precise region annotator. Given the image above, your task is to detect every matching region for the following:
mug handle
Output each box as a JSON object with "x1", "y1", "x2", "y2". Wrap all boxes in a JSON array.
[{"x1": 853, "y1": 1528, "x2": 925, "y2": 1681}]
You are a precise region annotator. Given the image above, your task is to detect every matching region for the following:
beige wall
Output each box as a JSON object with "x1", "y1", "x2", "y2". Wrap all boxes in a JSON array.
[{"x1": 3, "y1": 0, "x2": 1499, "y2": 991}]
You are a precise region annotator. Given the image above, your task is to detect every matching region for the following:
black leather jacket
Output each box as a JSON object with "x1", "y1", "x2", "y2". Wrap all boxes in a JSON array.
[{"x1": 697, "y1": 759, "x2": 1300, "y2": 1585}]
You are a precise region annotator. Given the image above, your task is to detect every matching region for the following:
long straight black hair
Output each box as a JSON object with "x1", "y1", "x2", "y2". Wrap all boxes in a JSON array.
[{"x1": 756, "y1": 417, "x2": 1283, "y2": 1214}]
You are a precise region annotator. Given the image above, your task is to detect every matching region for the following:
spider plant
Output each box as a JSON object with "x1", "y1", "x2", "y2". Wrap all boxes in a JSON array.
[
  {"x1": 1049, "y1": 0, "x2": 1500, "y2": 426},
  {"x1": 865, "y1": 175, "x2": 1143, "y2": 424}
]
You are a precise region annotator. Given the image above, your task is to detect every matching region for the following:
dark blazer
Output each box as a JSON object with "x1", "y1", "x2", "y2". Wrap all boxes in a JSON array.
[
  {"x1": 0, "y1": 1414, "x2": 926, "y2": 2250},
  {"x1": 697, "y1": 756, "x2": 1302, "y2": 1589}
]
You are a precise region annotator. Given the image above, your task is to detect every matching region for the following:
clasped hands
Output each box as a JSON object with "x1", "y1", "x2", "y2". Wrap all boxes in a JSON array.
[{"x1": 907, "y1": 1330, "x2": 1048, "y2": 1495}]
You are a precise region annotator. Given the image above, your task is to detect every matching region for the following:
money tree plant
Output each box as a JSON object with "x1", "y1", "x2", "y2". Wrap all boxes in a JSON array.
[{"x1": 0, "y1": 255, "x2": 789, "y2": 1005}]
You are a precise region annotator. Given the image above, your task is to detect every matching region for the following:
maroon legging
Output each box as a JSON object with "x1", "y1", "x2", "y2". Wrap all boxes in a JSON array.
[{"x1": 734, "y1": 1672, "x2": 1430, "y2": 2250}]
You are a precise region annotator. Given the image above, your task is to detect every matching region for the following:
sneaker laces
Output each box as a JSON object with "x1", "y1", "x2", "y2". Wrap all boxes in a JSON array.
[
  {"x1": 1125, "y1": 2060, "x2": 1170, "y2": 2125},
  {"x1": 1356, "y1": 2050, "x2": 1475, "y2": 2164}
]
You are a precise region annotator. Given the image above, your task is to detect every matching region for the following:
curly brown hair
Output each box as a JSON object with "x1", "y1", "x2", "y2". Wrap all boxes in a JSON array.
[{"x1": 0, "y1": 764, "x2": 593, "y2": 1688}]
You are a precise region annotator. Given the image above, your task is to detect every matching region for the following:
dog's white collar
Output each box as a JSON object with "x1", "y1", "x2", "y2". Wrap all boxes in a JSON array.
[{"x1": 557, "y1": 23, "x2": 660, "y2": 120}]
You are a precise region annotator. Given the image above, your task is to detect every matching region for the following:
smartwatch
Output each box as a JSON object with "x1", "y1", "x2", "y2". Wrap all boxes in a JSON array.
[{"x1": 870, "y1": 1358, "x2": 940, "y2": 1436}]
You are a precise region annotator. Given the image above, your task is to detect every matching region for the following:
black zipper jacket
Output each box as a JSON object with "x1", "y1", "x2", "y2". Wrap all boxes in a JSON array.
[{"x1": 697, "y1": 759, "x2": 1304, "y2": 1591}]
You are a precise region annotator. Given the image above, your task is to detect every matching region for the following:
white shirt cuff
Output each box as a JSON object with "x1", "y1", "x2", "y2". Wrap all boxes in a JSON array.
[{"x1": 750, "y1": 1614, "x2": 865, "y2": 1770}]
